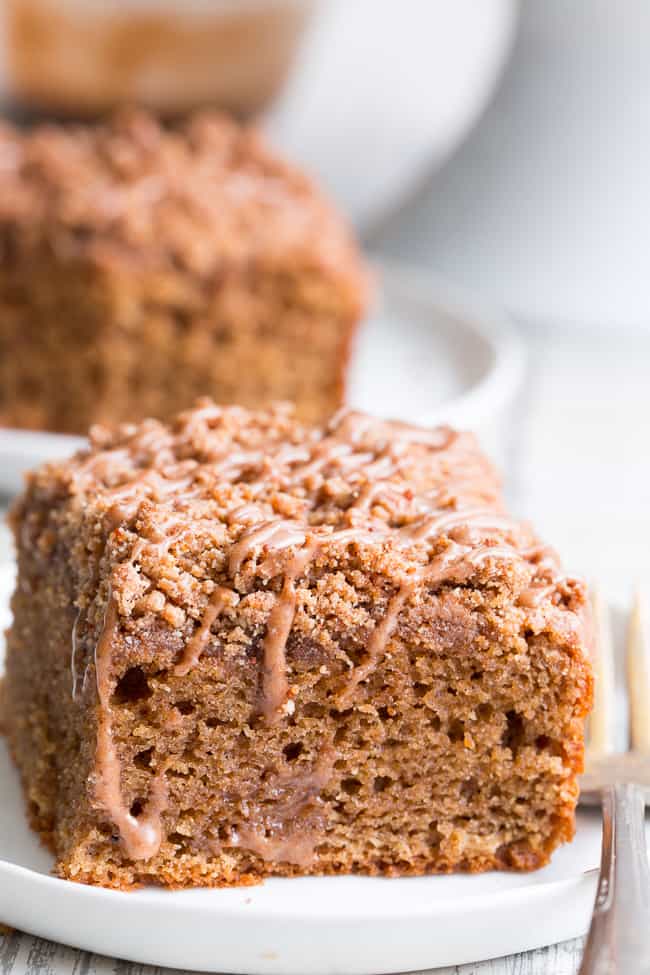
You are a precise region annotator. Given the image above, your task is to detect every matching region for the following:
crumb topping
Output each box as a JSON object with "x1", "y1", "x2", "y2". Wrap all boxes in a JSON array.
[
  {"x1": 33, "y1": 399, "x2": 585, "y2": 627},
  {"x1": 0, "y1": 109, "x2": 364, "y2": 290}
]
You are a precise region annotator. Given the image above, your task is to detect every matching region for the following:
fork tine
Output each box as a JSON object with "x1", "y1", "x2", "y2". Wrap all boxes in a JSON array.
[
  {"x1": 587, "y1": 585, "x2": 617, "y2": 756},
  {"x1": 627, "y1": 588, "x2": 650, "y2": 753}
]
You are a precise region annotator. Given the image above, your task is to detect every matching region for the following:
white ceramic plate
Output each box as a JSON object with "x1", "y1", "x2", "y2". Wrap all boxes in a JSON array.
[
  {"x1": 265, "y1": 0, "x2": 519, "y2": 231},
  {"x1": 0, "y1": 263, "x2": 525, "y2": 497},
  {"x1": 0, "y1": 562, "x2": 600, "y2": 973}
]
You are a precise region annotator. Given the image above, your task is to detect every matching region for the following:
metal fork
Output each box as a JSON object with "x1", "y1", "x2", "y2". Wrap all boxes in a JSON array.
[{"x1": 578, "y1": 588, "x2": 650, "y2": 974}]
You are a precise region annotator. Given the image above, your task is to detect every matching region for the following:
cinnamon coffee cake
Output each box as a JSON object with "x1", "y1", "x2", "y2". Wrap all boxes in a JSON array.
[
  {"x1": 2, "y1": 402, "x2": 593, "y2": 889},
  {"x1": 0, "y1": 111, "x2": 366, "y2": 433}
]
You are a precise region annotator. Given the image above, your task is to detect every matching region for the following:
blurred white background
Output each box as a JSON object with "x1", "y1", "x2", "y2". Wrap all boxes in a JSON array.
[
  {"x1": 265, "y1": 0, "x2": 518, "y2": 229},
  {"x1": 372, "y1": 0, "x2": 649, "y2": 331}
]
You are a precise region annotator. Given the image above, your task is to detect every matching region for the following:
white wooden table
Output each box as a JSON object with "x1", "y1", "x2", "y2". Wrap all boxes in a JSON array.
[
  {"x1": 3, "y1": 323, "x2": 648, "y2": 973},
  {"x1": 0, "y1": 927, "x2": 586, "y2": 975}
]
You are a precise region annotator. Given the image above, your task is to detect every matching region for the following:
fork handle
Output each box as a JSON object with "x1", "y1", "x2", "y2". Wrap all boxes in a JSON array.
[{"x1": 579, "y1": 783, "x2": 650, "y2": 974}]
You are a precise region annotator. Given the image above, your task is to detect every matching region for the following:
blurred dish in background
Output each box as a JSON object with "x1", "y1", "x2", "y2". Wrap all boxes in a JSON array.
[
  {"x1": 266, "y1": 0, "x2": 519, "y2": 230},
  {"x1": 0, "y1": 263, "x2": 524, "y2": 495},
  {"x1": 1, "y1": 0, "x2": 519, "y2": 231},
  {"x1": 4, "y1": 0, "x2": 315, "y2": 118},
  {"x1": 372, "y1": 0, "x2": 649, "y2": 330}
]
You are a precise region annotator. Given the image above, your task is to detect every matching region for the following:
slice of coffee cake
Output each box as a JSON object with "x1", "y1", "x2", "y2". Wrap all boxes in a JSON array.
[
  {"x1": 0, "y1": 110, "x2": 367, "y2": 433},
  {"x1": 2, "y1": 402, "x2": 593, "y2": 888}
]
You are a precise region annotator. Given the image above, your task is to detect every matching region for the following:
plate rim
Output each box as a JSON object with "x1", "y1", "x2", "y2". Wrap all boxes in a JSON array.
[
  {"x1": 372, "y1": 259, "x2": 526, "y2": 428},
  {"x1": 0, "y1": 842, "x2": 599, "y2": 921}
]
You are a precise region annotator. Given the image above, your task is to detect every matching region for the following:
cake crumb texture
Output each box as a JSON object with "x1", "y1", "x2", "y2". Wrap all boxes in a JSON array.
[{"x1": 2, "y1": 401, "x2": 593, "y2": 888}]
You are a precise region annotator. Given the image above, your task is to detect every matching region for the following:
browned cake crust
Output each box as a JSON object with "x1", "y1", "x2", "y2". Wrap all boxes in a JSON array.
[
  {"x1": 2, "y1": 402, "x2": 593, "y2": 889},
  {"x1": 0, "y1": 111, "x2": 367, "y2": 433}
]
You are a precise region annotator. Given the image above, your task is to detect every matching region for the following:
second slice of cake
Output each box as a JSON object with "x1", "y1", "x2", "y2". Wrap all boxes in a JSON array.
[
  {"x1": 3, "y1": 402, "x2": 593, "y2": 888},
  {"x1": 0, "y1": 110, "x2": 367, "y2": 433}
]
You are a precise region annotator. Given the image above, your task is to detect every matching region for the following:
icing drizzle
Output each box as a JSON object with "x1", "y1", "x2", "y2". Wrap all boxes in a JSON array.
[
  {"x1": 73, "y1": 404, "x2": 579, "y2": 862},
  {"x1": 93, "y1": 592, "x2": 168, "y2": 861},
  {"x1": 173, "y1": 587, "x2": 236, "y2": 678},
  {"x1": 227, "y1": 748, "x2": 335, "y2": 866}
]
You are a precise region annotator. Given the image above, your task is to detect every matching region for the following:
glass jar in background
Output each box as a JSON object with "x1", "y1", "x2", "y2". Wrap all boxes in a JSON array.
[{"x1": 4, "y1": 0, "x2": 315, "y2": 118}]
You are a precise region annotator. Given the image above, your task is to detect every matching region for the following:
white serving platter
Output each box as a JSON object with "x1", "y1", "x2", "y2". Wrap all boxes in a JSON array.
[
  {"x1": 0, "y1": 562, "x2": 601, "y2": 974},
  {"x1": 0, "y1": 263, "x2": 525, "y2": 497}
]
